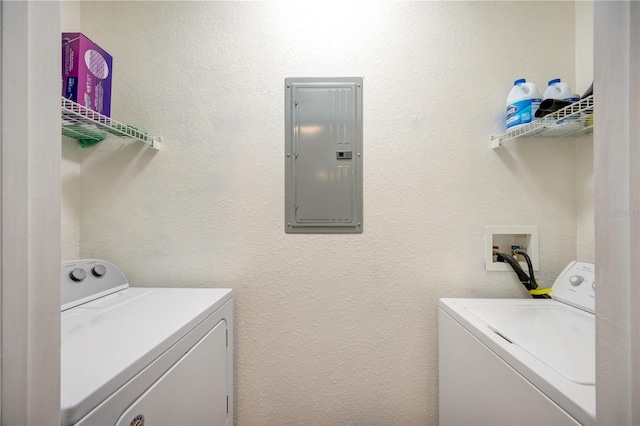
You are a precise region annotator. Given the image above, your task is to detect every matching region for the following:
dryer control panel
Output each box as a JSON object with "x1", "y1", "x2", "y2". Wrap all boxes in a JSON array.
[
  {"x1": 61, "y1": 259, "x2": 129, "y2": 311},
  {"x1": 551, "y1": 261, "x2": 595, "y2": 314}
]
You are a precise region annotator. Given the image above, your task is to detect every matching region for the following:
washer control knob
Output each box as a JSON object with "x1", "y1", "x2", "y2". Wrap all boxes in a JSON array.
[
  {"x1": 569, "y1": 275, "x2": 584, "y2": 286},
  {"x1": 92, "y1": 264, "x2": 107, "y2": 278},
  {"x1": 70, "y1": 268, "x2": 87, "y2": 282}
]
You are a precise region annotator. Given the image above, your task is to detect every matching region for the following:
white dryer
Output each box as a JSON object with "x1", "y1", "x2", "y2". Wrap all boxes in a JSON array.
[
  {"x1": 60, "y1": 259, "x2": 233, "y2": 426},
  {"x1": 439, "y1": 261, "x2": 595, "y2": 426}
]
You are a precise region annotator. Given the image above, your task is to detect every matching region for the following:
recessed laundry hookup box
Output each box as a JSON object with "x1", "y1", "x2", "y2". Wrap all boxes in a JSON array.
[{"x1": 62, "y1": 32, "x2": 113, "y2": 117}]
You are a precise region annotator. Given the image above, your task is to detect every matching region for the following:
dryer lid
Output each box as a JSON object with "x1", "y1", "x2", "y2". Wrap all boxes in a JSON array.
[
  {"x1": 61, "y1": 287, "x2": 232, "y2": 425},
  {"x1": 466, "y1": 303, "x2": 595, "y2": 385}
]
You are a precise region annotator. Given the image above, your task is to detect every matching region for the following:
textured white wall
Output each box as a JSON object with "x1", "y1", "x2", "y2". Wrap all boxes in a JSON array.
[
  {"x1": 73, "y1": 2, "x2": 579, "y2": 424},
  {"x1": 576, "y1": 1, "x2": 594, "y2": 93},
  {"x1": 61, "y1": 140, "x2": 81, "y2": 260},
  {"x1": 576, "y1": 136, "x2": 594, "y2": 262},
  {"x1": 575, "y1": 1, "x2": 595, "y2": 262},
  {"x1": 61, "y1": 0, "x2": 82, "y2": 261},
  {"x1": 60, "y1": 0, "x2": 80, "y2": 32}
]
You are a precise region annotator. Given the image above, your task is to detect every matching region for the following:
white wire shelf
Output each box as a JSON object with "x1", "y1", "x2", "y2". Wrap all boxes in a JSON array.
[
  {"x1": 61, "y1": 97, "x2": 161, "y2": 149},
  {"x1": 490, "y1": 95, "x2": 594, "y2": 149}
]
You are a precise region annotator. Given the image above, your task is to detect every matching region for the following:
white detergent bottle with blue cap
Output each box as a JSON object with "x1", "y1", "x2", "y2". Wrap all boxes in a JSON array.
[
  {"x1": 506, "y1": 79, "x2": 542, "y2": 130},
  {"x1": 543, "y1": 78, "x2": 580, "y2": 101}
]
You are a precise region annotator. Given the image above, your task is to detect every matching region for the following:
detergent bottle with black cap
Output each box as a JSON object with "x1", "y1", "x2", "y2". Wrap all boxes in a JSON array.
[{"x1": 540, "y1": 78, "x2": 581, "y2": 130}]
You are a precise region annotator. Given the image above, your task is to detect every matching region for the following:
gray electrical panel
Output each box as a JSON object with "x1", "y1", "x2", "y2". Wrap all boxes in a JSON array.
[{"x1": 285, "y1": 77, "x2": 363, "y2": 234}]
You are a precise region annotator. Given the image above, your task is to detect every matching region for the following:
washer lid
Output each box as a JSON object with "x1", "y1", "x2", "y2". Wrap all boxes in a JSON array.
[
  {"x1": 61, "y1": 287, "x2": 232, "y2": 425},
  {"x1": 466, "y1": 303, "x2": 595, "y2": 385}
]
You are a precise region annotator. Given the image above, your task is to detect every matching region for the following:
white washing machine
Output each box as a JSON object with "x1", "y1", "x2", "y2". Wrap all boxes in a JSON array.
[
  {"x1": 60, "y1": 259, "x2": 233, "y2": 426},
  {"x1": 439, "y1": 261, "x2": 595, "y2": 426}
]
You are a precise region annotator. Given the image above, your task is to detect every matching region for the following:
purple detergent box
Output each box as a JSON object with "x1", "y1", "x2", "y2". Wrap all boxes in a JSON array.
[{"x1": 62, "y1": 32, "x2": 113, "y2": 117}]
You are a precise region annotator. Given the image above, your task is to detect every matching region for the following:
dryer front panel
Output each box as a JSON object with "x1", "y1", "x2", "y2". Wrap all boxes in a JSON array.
[{"x1": 114, "y1": 320, "x2": 228, "y2": 426}]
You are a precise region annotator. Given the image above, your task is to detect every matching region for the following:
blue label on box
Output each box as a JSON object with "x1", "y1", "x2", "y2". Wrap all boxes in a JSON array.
[{"x1": 65, "y1": 77, "x2": 77, "y2": 102}]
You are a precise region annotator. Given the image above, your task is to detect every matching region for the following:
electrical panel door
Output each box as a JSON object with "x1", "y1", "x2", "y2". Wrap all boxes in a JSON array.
[{"x1": 285, "y1": 77, "x2": 363, "y2": 234}]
